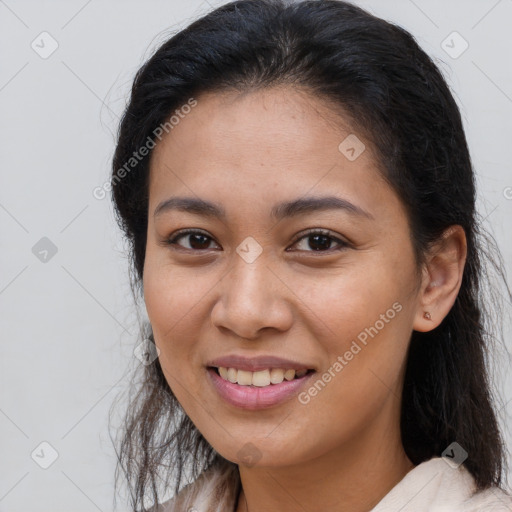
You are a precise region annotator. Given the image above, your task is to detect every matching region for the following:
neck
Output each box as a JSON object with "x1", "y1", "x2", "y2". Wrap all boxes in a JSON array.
[{"x1": 235, "y1": 413, "x2": 414, "y2": 512}]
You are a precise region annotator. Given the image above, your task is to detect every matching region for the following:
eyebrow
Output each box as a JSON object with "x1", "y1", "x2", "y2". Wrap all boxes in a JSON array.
[{"x1": 153, "y1": 195, "x2": 374, "y2": 221}]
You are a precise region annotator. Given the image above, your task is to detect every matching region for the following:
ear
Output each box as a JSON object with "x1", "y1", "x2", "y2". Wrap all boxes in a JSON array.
[{"x1": 413, "y1": 225, "x2": 467, "y2": 332}]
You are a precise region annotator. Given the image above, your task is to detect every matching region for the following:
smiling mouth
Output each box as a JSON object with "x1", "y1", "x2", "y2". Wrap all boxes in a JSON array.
[{"x1": 209, "y1": 366, "x2": 315, "y2": 387}]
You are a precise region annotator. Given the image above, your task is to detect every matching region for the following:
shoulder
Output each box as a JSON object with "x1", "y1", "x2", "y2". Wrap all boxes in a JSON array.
[
  {"x1": 156, "y1": 458, "x2": 240, "y2": 512},
  {"x1": 461, "y1": 486, "x2": 512, "y2": 511},
  {"x1": 371, "y1": 457, "x2": 512, "y2": 512}
]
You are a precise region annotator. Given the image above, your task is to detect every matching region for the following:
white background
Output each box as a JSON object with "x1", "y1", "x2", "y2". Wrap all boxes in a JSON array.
[{"x1": 1, "y1": 0, "x2": 511, "y2": 510}]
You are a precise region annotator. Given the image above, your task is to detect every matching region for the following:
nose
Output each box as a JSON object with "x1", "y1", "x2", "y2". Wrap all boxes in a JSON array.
[{"x1": 210, "y1": 254, "x2": 293, "y2": 340}]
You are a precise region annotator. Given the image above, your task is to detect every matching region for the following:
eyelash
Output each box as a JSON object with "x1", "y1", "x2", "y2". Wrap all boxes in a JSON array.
[{"x1": 164, "y1": 228, "x2": 350, "y2": 254}]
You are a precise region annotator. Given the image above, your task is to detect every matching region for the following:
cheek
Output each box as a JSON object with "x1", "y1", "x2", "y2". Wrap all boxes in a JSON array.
[
  {"x1": 142, "y1": 257, "x2": 213, "y2": 372},
  {"x1": 289, "y1": 254, "x2": 410, "y2": 348},
  {"x1": 143, "y1": 251, "x2": 212, "y2": 331},
  {"x1": 287, "y1": 255, "x2": 414, "y2": 414},
  {"x1": 142, "y1": 262, "x2": 215, "y2": 420}
]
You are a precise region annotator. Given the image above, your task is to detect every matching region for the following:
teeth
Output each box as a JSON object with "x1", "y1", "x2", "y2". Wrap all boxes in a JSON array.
[
  {"x1": 284, "y1": 369, "x2": 296, "y2": 381},
  {"x1": 227, "y1": 367, "x2": 238, "y2": 383},
  {"x1": 270, "y1": 368, "x2": 285, "y2": 384},
  {"x1": 252, "y1": 370, "x2": 271, "y2": 387},
  {"x1": 216, "y1": 367, "x2": 309, "y2": 386},
  {"x1": 237, "y1": 370, "x2": 253, "y2": 386}
]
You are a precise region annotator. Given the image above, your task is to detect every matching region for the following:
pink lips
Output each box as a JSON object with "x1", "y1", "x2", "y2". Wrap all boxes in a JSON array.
[{"x1": 207, "y1": 367, "x2": 314, "y2": 410}]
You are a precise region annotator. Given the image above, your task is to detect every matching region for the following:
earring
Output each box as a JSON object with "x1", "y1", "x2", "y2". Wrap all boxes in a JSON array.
[{"x1": 423, "y1": 312, "x2": 432, "y2": 321}]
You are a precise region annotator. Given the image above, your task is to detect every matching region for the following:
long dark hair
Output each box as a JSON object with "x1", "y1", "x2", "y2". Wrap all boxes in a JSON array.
[{"x1": 109, "y1": 1, "x2": 511, "y2": 510}]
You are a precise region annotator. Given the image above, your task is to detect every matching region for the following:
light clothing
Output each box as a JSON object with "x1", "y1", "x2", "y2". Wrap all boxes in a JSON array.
[{"x1": 158, "y1": 456, "x2": 512, "y2": 511}]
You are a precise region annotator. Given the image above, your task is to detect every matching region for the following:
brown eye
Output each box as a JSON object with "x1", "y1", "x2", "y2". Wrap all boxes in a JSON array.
[
  {"x1": 166, "y1": 229, "x2": 220, "y2": 251},
  {"x1": 289, "y1": 229, "x2": 349, "y2": 253},
  {"x1": 165, "y1": 228, "x2": 349, "y2": 254}
]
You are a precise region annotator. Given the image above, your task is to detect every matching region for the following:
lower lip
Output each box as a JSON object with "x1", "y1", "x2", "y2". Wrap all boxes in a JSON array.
[{"x1": 207, "y1": 367, "x2": 315, "y2": 410}]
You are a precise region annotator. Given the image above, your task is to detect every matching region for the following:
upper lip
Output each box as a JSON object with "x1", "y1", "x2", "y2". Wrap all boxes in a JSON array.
[{"x1": 207, "y1": 355, "x2": 315, "y2": 372}]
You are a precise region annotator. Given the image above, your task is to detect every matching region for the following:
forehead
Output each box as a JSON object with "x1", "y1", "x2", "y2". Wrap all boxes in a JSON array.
[
  {"x1": 148, "y1": 87, "x2": 397, "y2": 222},
  {"x1": 151, "y1": 86, "x2": 362, "y2": 172}
]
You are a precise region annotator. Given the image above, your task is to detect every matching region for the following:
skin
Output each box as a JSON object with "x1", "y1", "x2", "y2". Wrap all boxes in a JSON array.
[{"x1": 143, "y1": 86, "x2": 467, "y2": 512}]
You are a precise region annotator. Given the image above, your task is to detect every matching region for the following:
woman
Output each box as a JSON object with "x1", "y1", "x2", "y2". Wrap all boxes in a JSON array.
[{"x1": 110, "y1": 0, "x2": 512, "y2": 510}]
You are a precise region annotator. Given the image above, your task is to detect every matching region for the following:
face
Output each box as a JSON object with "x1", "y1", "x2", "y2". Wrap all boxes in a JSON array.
[{"x1": 143, "y1": 86, "x2": 422, "y2": 468}]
